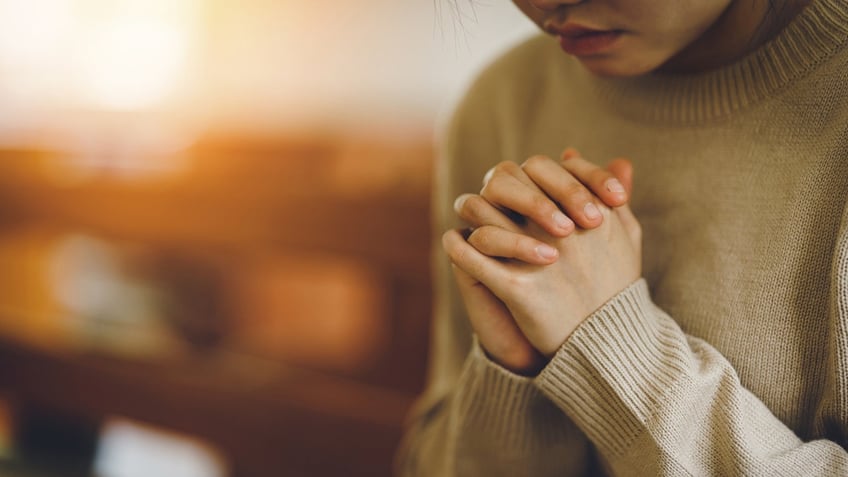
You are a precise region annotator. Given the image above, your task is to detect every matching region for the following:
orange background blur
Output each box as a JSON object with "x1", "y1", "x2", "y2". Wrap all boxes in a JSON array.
[{"x1": 0, "y1": 1, "x2": 535, "y2": 477}]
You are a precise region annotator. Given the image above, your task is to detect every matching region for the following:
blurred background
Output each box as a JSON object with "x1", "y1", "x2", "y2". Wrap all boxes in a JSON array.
[{"x1": 0, "y1": 1, "x2": 536, "y2": 476}]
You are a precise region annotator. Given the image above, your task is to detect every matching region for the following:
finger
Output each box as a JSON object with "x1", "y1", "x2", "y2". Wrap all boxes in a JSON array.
[
  {"x1": 560, "y1": 154, "x2": 629, "y2": 207},
  {"x1": 467, "y1": 225, "x2": 558, "y2": 265},
  {"x1": 521, "y1": 155, "x2": 606, "y2": 229},
  {"x1": 614, "y1": 203, "x2": 642, "y2": 245},
  {"x1": 450, "y1": 260, "x2": 483, "y2": 288},
  {"x1": 482, "y1": 161, "x2": 543, "y2": 191},
  {"x1": 482, "y1": 166, "x2": 496, "y2": 187},
  {"x1": 454, "y1": 193, "x2": 522, "y2": 233},
  {"x1": 509, "y1": 156, "x2": 581, "y2": 225},
  {"x1": 480, "y1": 162, "x2": 575, "y2": 237},
  {"x1": 450, "y1": 264, "x2": 547, "y2": 375},
  {"x1": 562, "y1": 149, "x2": 634, "y2": 200},
  {"x1": 606, "y1": 158, "x2": 634, "y2": 197},
  {"x1": 481, "y1": 163, "x2": 535, "y2": 226},
  {"x1": 561, "y1": 147, "x2": 581, "y2": 161},
  {"x1": 442, "y1": 229, "x2": 506, "y2": 287}
]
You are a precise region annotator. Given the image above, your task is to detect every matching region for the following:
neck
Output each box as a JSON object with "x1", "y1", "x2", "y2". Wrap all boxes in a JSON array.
[{"x1": 659, "y1": 0, "x2": 814, "y2": 74}]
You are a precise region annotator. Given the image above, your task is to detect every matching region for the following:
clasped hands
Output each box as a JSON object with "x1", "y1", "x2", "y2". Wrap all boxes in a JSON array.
[{"x1": 443, "y1": 149, "x2": 642, "y2": 376}]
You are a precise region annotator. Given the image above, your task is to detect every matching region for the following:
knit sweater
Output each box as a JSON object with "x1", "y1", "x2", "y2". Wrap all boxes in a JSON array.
[{"x1": 397, "y1": 1, "x2": 848, "y2": 475}]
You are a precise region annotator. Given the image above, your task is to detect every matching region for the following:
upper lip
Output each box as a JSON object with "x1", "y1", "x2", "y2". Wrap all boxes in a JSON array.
[{"x1": 545, "y1": 22, "x2": 614, "y2": 38}]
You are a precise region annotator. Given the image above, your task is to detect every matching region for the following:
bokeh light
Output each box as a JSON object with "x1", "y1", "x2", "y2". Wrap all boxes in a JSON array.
[
  {"x1": 0, "y1": 0, "x2": 197, "y2": 111},
  {"x1": 0, "y1": 2, "x2": 536, "y2": 476}
]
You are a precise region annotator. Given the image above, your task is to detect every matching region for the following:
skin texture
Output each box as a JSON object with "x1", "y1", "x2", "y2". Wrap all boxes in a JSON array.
[
  {"x1": 451, "y1": 155, "x2": 637, "y2": 374},
  {"x1": 446, "y1": 196, "x2": 641, "y2": 357},
  {"x1": 455, "y1": 151, "x2": 633, "y2": 266},
  {"x1": 511, "y1": 0, "x2": 813, "y2": 76},
  {"x1": 447, "y1": 0, "x2": 813, "y2": 374}
]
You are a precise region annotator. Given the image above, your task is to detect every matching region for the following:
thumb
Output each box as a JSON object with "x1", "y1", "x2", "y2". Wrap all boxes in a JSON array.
[{"x1": 606, "y1": 158, "x2": 634, "y2": 196}]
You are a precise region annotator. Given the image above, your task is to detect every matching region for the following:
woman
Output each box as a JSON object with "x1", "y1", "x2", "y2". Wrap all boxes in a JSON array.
[{"x1": 399, "y1": 0, "x2": 848, "y2": 475}]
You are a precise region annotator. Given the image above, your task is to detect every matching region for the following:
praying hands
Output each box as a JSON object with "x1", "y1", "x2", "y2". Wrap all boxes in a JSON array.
[{"x1": 443, "y1": 150, "x2": 642, "y2": 375}]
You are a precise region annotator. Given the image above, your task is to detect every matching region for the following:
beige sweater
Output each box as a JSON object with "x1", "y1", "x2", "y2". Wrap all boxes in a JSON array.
[{"x1": 397, "y1": 1, "x2": 848, "y2": 475}]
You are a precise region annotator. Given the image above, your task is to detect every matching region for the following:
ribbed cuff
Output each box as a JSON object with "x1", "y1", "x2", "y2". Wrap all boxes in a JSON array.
[
  {"x1": 454, "y1": 337, "x2": 566, "y2": 453},
  {"x1": 458, "y1": 338, "x2": 540, "y2": 449},
  {"x1": 535, "y1": 279, "x2": 691, "y2": 457}
]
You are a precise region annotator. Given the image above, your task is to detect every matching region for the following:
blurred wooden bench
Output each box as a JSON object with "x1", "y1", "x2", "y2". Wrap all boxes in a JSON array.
[{"x1": 0, "y1": 132, "x2": 434, "y2": 476}]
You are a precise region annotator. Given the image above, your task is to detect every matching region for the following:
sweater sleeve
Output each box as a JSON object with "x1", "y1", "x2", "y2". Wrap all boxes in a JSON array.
[
  {"x1": 535, "y1": 203, "x2": 848, "y2": 476},
  {"x1": 397, "y1": 336, "x2": 594, "y2": 476}
]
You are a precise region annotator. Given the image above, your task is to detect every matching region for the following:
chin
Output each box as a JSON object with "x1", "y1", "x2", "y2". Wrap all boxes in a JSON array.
[{"x1": 578, "y1": 55, "x2": 665, "y2": 78}]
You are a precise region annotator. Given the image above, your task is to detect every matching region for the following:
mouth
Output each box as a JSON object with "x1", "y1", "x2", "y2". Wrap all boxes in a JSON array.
[{"x1": 546, "y1": 23, "x2": 625, "y2": 57}]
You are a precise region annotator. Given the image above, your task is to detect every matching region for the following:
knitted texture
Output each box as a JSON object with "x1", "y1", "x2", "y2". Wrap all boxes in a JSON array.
[{"x1": 398, "y1": 0, "x2": 848, "y2": 475}]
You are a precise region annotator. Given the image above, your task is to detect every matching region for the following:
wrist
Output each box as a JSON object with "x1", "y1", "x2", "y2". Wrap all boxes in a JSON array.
[{"x1": 478, "y1": 340, "x2": 548, "y2": 377}]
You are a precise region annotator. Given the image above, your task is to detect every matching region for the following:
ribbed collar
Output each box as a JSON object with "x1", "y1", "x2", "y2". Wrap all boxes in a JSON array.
[{"x1": 588, "y1": 0, "x2": 848, "y2": 125}]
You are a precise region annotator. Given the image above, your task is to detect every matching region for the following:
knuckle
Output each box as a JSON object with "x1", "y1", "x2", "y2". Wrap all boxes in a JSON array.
[
  {"x1": 522, "y1": 154, "x2": 550, "y2": 171},
  {"x1": 494, "y1": 160, "x2": 518, "y2": 175},
  {"x1": 616, "y1": 209, "x2": 642, "y2": 242},
  {"x1": 468, "y1": 227, "x2": 495, "y2": 252},
  {"x1": 480, "y1": 175, "x2": 513, "y2": 202},
  {"x1": 483, "y1": 161, "x2": 516, "y2": 187},
  {"x1": 530, "y1": 194, "x2": 555, "y2": 213},
  {"x1": 560, "y1": 155, "x2": 588, "y2": 169},
  {"x1": 512, "y1": 234, "x2": 533, "y2": 259},
  {"x1": 562, "y1": 182, "x2": 591, "y2": 203},
  {"x1": 480, "y1": 174, "x2": 505, "y2": 198},
  {"x1": 495, "y1": 161, "x2": 518, "y2": 173},
  {"x1": 459, "y1": 194, "x2": 484, "y2": 219},
  {"x1": 511, "y1": 234, "x2": 525, "y2": 253},
  {"x1": 515, "y1": 236, "x2": 541, "y2": 261},
  {"x1": 630, "y1": 221, "x2": 643, "y2": 242},
  {"x1": 590, "y1": 168, "x2": 613, "y2": 187},
  {"x1": 452, "y1": 246, "x2": 473, "y2": 269},
  {"x1": 506, "y1": 272, "x2": 532, "y2": 291}
]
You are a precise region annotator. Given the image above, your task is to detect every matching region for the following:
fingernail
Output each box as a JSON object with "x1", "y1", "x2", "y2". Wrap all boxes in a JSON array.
[
  {"x1": 553, "y1": 211, "x2": 573, "y2": 230},
  {"x1": 483, "y1": 167, "x2": 495, "y2": 186},
  {"x1": 605, "y1": 178, "x2": 626, "y2": 194},
  {"x1": 584, "y1": 203, "x2": 602, "y2": 220},
  {"x1": 453, "y1": 194, "x2": 468, "y2": 213},
  {"x1": 536, "y1": 244, "x2": 558, "y2": 259}
]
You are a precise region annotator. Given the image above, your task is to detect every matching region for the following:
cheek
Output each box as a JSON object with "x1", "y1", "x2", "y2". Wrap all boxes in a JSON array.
[
  {"x1": 562, "y1": 2, "x2": 698, "y2": 76},
  {"x1": 612, "y1": 1, "x2": 722, "y2": 52},
  {"x1": 630, "y1": 1, "x2": 730, "y2": 53},
  {"x1": 510, "y1": 0, "x2": 546, "y2": 29},
  {"x1": 626, "y1": 14, "x2": 693, "y2": 52}
]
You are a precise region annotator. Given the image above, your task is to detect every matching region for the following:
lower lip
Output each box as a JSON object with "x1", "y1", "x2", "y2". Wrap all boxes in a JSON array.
[{"x1": 558, "y1": 31, "x2": 623, "y2": 56}]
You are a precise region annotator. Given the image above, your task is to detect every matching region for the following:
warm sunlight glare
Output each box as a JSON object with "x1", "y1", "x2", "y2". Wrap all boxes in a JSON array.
[
  {"x1": 0, "y1": 0, "x2": 73, "y2": 67},
  {"x1": 0, "y1": 0, "x2": 197, "y2": 111},
  {"x1": 78, "y1": 13, "x2": 190, "y2": 110}
]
